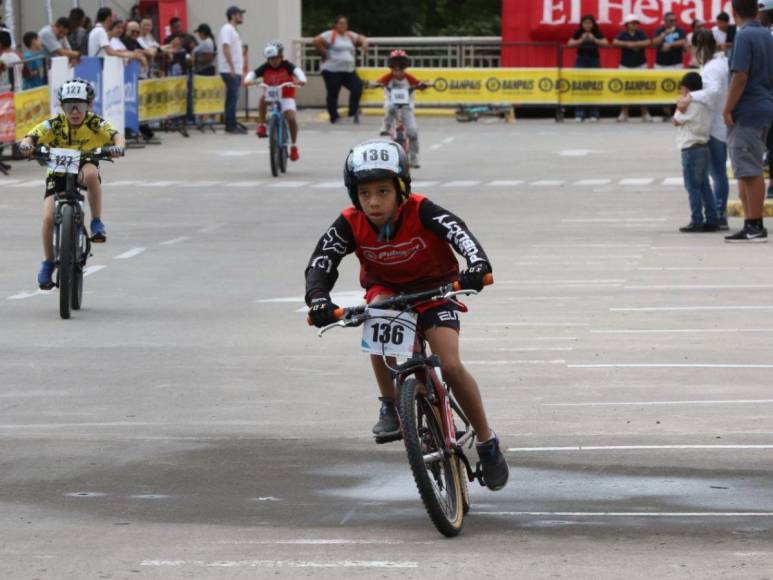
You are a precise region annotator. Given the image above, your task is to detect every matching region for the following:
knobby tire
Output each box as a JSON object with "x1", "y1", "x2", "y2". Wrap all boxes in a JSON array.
[
  {"x1": 269, "y1": 116, "x2": 280, "y2": 177},
  {"x1": 399, "y1": 378, "x2": 464, "y2": 537},
  {"x1": 58, "y1": 204, "x2": 75, "y2": 319}
]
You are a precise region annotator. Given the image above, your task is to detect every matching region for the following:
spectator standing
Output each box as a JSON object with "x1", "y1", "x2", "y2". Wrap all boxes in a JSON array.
[
  {"x1": 759, "y1": 0, "x2": 773, "y2": 198},
  {"x1": 313, "y1": 15, "x2": 368, "y2": 124},
  {"x1": 39, "y1": 17, "x2": 80, "y2": 61},
  {"x1": 567, "y1": 15, "x2": 607, "y2": 122},
  {"x1": 0, "y1": 30, "x2": 21, "y2": 93},
  {"x1": 687, "y1": 19, "x2": 705, "y2": 67},
  {"x1": 138, "y1": 17, "x2": 160, "y2": 56},
  {"x1": 674, "y1": 72, "x2": 719, "y2": 232},
  {"x1": 679, "y1": 30, "x2": 731, "y2": 228},
  {"x1": 192, "y1": 24, "x2": 216, "y2": 75},
  {"x1": 22, "y1": 31, "x2": 45, "y2": 90},
  {"x1": 613, "y1": 14, "x2": 653, "y2": 122},
  {"x1": 722, "y1": 0, "x2": 773, "y2": 242},
  {"x1": 653, "y1": 12, "x2": 687, "y2": 120},
  {"x1": 218, "y1": 5, "x2": 247, "y2": 134},
  {"x1": 712, "y1": 12, "x2": 735, "y2": 52},
  {"x1": 68, "y1": 8, "x2": 88, "y2": 55},
  {"x1": 89, "y1": 8, "x2": 141, "y2": 62}
]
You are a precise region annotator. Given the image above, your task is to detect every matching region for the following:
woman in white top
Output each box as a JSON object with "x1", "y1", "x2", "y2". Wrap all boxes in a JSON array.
[
  {"x1": 678, "y1": 29, "x2": 730, "y2": 226},
  {"x1": 109, "y1": 20, "x2": 128, "y2": 52},
  {"x1": 313, "y1": 15, "x2": 368, "y2": 124},
  {"x1": 138, "y1": 18, "x2": 160, "y2": 57}
]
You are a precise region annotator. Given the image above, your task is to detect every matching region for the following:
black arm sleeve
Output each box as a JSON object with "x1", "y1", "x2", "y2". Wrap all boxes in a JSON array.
[
  {"x1": 254, "y1": 63, "x2": 267, "y2": 78},
  {"x1": 418, "y1": 199, "x2": 491, "y2": 269},
  {"x1": 304, "y1": 215, "x2": 356, "y2": 305}
]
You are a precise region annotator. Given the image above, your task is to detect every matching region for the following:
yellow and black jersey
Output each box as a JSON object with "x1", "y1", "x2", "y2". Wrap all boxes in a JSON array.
[{"x1": 26, "y1": 112, "x2": 118, "y2": 151}]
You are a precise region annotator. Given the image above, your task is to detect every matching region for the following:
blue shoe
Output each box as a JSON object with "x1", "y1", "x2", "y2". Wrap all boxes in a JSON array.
[
  {"x1": 90, "y1": 218, "x2": 106, "y2": 243},
  {"x1": 37, "y1": 260, "x2": 55, "y2": 290}
]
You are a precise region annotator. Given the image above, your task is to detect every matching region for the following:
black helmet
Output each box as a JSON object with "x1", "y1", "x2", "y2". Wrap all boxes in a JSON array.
[
  {"x1": 344, "y1": 139, "x2": 411, "y2": 208},
  {"x1": 58, "y1": 78, "x2": 95, "y2": 103}
]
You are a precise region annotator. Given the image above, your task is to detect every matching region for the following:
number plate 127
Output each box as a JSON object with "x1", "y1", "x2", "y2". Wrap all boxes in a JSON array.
[{"x1": 361, "y1": 309, "x2": 417, "y2": 358}]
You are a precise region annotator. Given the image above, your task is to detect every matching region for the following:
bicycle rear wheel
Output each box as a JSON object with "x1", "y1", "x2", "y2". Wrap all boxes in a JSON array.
[
  {"x1": 269, "y1": 116, "x2": 280, "y2": 177},
  {"x1": 58, "y1": 205, "x2": 75, "y2": 319},
  {"x1": 399, "y1": 378, "x2": 464, "y2": 537}
]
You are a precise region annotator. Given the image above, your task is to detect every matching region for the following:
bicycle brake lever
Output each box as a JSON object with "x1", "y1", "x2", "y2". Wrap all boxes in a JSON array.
[{"x1": 442, "y1": 289, "x2": 479, "y2": 300}]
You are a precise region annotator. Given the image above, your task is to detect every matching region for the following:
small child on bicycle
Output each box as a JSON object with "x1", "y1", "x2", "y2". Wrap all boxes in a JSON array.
[
  {"x1": 245, "y1": 41, "x2": 307, "y2": 162},
  {"x1": 304, "y1": 138, "x2": 509, "y2": 491},
  {"x1": 18, "y1": 78, "x2": 125, "y2": 289},
  {"x1": 370, "y1": 50, "x2": 429, "y2": 168}
]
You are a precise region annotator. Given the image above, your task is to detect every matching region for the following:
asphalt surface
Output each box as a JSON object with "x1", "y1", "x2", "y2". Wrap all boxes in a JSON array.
[{"x1": 2, "y1": 112, "x2": 772, "y2": 579}]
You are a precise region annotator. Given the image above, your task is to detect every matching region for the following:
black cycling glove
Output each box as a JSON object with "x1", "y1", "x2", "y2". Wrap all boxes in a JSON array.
[
  {"x1": 308, "y1": 296, "x2": 340, "y2": 328},
  {"x1": 458, "y1": 262, "x2": 492, "y2": 292}
]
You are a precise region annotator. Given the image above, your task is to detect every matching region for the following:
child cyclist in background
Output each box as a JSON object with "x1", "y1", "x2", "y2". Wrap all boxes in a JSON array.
[
  {"x1": 18, "y1": 78, "x2": 125, "y2": 289},
  {"x1": 370, "y1": 50, "x2": 429, "y2": 168},
  {"x1": 245, "y1": 41, "x2": 307, "y2": 162},
  {"x1": 304, "y1": 138, "x2": 509, "y2": 491}
]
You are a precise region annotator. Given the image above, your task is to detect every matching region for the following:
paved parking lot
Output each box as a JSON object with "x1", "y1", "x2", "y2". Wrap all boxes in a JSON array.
[{"x1": 1, "y1": 113, "x2": 772, "y2": 578}]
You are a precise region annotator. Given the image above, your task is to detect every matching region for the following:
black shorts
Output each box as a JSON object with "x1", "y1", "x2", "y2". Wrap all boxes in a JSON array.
[
  {"x1": 44, "y1": 161, "x2": 100, "y2": 199},
  {"x1": 417, "y1": 302, "x2": 461, "y2": 332}
]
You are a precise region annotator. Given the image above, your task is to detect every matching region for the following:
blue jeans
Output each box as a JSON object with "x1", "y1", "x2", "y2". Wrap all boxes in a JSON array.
[
  {"x1": 708, "y1": 136, "x2": 729, "y2": 219},
  {"x1": 682, "y1": 145, "x2": 719, "y2": 225},
  {"x1": 220, "y1": 73, "x2": 242, "y2": 130}
]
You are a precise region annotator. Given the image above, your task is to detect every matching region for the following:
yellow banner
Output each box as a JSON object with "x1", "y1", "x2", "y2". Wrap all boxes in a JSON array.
[
  {"x1": 14, "y1": 86, "x2": 50, "y2": 141},
  {"x1": 558, "y1": 69, "x2": 683, "y2": 105},
  {"x1": 193, "y1": 75, "x2": 225, "y2": 115},
  {"x1": 139, "y1": 77, "x2": 188, "y2": 121},
  {"x1": 359, "y1": 68, "x2": 560, "y2": 106},
  {"x1": 358, "y1": 67, "x2": 685, "y2": 106}
]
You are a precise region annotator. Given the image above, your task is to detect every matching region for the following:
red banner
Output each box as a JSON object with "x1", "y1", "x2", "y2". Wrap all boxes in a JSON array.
[
  {"x1": 0, "y1": 92, "x2": 14, "y2": 145},
  {"x1": 504, "y1": 0, "x2": 734, "y2": 44}
]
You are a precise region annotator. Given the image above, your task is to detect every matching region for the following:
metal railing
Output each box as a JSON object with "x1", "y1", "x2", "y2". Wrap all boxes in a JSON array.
[{"x1": 294, "y1": 36, "x2": 502, "y2": 73}]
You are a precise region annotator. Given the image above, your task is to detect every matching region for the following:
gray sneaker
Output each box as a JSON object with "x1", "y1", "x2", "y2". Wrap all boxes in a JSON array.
[{"x1": 372, "y1": 398, "x2": 400, "y2": 442}]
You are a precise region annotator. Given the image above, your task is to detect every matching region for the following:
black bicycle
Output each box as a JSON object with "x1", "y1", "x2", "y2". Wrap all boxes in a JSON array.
[
  {"x1": 312, "y1": 275, "x2": 493, "y2": 536},
  {"x1": 32, "y1": 146, "x2": 113, "y2": 319}
]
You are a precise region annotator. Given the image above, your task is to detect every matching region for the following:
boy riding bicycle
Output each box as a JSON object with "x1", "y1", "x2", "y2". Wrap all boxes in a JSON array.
[
  {"x1": 304, "y1": 138, "x2": 509, "y2": 491},
  {"x1": 18, "y1": 78, "x2": 125, "y2": 290},
  {"x1": 370, "y1": 50, "x2": 429, "y2": 168},
  {"x1": 245, "y1": 41, "x2": 307, "y2": 162}
]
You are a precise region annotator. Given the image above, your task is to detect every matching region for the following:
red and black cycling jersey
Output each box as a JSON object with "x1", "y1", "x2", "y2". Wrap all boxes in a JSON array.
[
  {"x1": 304, "y1": 194, "x2": 491, "y2": 304},
  {"x1": 254, "y1": 60, "x2": 298, "y2": 98}
]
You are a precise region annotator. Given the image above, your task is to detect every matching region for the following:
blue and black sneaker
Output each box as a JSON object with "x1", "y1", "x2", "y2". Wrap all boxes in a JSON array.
[
  {"x1": 90, "y1": 218, "x2": 106, "y2": 243},
  {"x1": 373, "y1": 397, "x2": 401, "y2": 443},
  {"x1": 37, "y1": 260, "x2": 55, "y2": 290},
  {"x1": 476, "y1": 433, "x2": 509, "y2": 491}
]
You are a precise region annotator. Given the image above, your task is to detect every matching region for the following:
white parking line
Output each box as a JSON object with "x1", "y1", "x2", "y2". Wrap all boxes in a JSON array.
[
  {"x1": 115, "y1": 247, "x2": 146, "y2": 260},
  {"x1": 179, "y1": 181, "x2": 222, "y2": 188},
  {"x1": 141, "y1": 560, "x2": 418, "y2": 569},
  {"x1": 619, "y1": 178, "x2": 654, "y2": 185},
  {"x1": 160, "y1": 236, "x2": 190, "y2": 246},
  {"x1": 267, "y1": 181, "x2": 310, "y2": 188},
  {"x1": 412, "y1": 180, "x2": 438, "y2": 188},
  {"x1": 530, "y1": 179, "x2": 564, "y2": 186},
  {"x1": 488, "y1": 180, "x2": 524, "y2": 187},
  {"x1": 573, "y1": 179, "x2": 612, "y2": 186},
  {"x1": 311, "y1": 182, "x2": 341, "y2": 189},
  {"x1": 466, "y1": 360, "x2": 566, "y2": 365},
  {"x1": 543, "y1": 399, "x2": 773, "y2": 407},
  {"x1": 442, "y1": 137, "x2": 455, "y2": 144},
  {"x1": 10, "y1": 180, "x2": 39, "y2": 187},
  {"x1": 610, "y1": 305, "x2": 773, "y2": 312},
  {"x1": 662, "y1": 177, "x2": 684, "y2": 186},
  {"x1": 139, "y1": 181, "x2": 179, "y2": 187},
  {"x1": 110, "y1": 180, "x2": 140, "y2": 187},
  {"x1": 507, "y1": 445, "x2": 773, "y2": 452},
  {"x1": 225, "y1": 181, "x2": 264, "y2": 187},
  {"x1": 198, "y1": 223, "x2": 224, "y2": 234},
  {"x1": 467, "y1": 322, "x2": 589, "y2": 327},
  {"x1": 570, "y1": 363, "x2": 773, "y2": 369},
  {"x1": 625, "y1": 284, "x2": 773, "y2": 290},
  {"x1": 478, "y1": 511, "x2": 773, "y2": 517},
  {"x1": 443, "y1": 180, "x2": 479, "y2": 187},
  {"x1": 83, "y1": 265, "x2": 106, "y2": 276},
  {"x1": 592, "y1": 328, "x2": 773, "y2": 333},
  {"x1": 7, "y1": 289, "x2": 53, "y2": 300},
  {"x1": 499, "y1": 279, "x2": 625, "y2": 285}
]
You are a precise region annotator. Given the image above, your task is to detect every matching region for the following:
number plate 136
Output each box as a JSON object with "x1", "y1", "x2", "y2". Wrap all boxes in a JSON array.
[{"x1": 361, "y1": 308, "x2": 418, "y2": 358}]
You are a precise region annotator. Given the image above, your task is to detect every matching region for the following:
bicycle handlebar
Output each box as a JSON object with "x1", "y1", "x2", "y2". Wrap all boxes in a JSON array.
[
  {"x1": 258, "y1": 81, "x2": 302, "y2": 90},
  {"x1": 307, "y1": 273, "x2": 493, "y2": 326},
  {"x1": 31, "y1": 145, "x2": 118, "y2": 162}
]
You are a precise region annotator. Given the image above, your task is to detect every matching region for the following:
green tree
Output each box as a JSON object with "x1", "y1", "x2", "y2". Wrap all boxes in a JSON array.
[{"x1": 302, "y1": 0, "x2": 501, "y2": 37}]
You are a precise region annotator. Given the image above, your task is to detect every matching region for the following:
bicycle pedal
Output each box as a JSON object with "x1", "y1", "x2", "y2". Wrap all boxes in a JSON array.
[
  {"x1": 374, "y1": 431, "x2": 402, "y2": 445},
  {"x1": 90, "y1": 235, "x2": 105, "y2": 243},
  {"x1": 474, "y1": 461, "x2": 487, "y2": 487}
]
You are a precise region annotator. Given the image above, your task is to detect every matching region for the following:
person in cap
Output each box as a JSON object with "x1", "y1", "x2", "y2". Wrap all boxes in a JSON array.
[{"x1": 613, "y1": 14, "x2": 654, "y2": 122}]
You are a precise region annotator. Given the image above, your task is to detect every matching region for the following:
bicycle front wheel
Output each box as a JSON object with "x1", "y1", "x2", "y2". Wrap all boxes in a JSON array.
[
  {"x1": 269, "y1": 116, "x2": 280, "y2": 177},
  {"x1": 279, "y1": 118, "x2": 289, "y2": 173},
  {"x1": 58, "y1": 205, "x2": 75, "y2": 319},
  {"x1": 71, "y1": 223, "x2": 87, "y2": 311},
  {"x1": 399, "y1": 378, "x2": 464, "y2": 537}
]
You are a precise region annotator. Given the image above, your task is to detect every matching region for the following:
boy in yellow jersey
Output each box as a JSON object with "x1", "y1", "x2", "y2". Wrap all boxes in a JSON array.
[{"x1": 18, "y1": 78, "x2": 125, "y2": 289}]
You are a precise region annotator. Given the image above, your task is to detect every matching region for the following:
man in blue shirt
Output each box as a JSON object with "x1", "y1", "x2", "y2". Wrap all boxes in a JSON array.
[{"x1": 722, "y1": 0, "x2": 773, "y2": 242}]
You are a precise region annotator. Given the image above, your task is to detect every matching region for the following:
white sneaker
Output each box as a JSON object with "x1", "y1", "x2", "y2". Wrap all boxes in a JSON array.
[
  {"x1": 589, "y1": 117, "x2": 599, "y2": 123},
  {"x1": 642, "y1": 113, "x2": 654, "y2": 123},
  {"x1": 616, "y1": 113, "x2": 629, "y2": 123}
]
